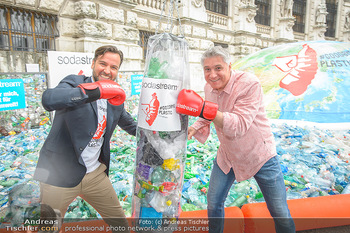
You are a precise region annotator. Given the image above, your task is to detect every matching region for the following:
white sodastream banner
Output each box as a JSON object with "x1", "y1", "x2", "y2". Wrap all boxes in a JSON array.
[
  {"x1": 47, "y1": 51, "x2": 94, "y2": 88},
  {"x1": 137, "y1": 78, "x2": 182, "y2": 132}
]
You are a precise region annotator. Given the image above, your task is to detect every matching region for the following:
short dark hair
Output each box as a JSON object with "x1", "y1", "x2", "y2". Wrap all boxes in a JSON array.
[{"x1": 94, "y1": 45, "x2": 124, "y2": 66}]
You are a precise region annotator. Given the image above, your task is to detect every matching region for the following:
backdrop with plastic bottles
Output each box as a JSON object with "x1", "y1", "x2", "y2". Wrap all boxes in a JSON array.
[{"x1": 0, "y1": 67, "x2": 350, "y2": 224}]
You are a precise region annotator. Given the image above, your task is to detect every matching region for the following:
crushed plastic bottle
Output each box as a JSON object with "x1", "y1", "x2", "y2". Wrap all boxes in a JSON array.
[
  {"x1": 342, "y1": 184, "x2": 350, "y2": 194},
  {"x1": 228, "y1": 195, "x2": 248, "y2": 208}
]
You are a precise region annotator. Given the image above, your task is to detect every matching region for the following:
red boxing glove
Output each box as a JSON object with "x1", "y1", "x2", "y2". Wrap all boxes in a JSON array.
[
  {"x1": 78, "y1": 79, "x2": 126, "y2": 105},
  {"x1": 176, "y1": 89, "x2": 218, "y2": 121},
  {"x1": 108, "y1": 94, "x2": 125, "y2": 106}
]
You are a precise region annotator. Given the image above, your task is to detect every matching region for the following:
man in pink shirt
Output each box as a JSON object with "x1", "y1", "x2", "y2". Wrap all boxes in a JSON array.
[{"x1": 176, "y1": 46, "x2": 295, "y2": 233}]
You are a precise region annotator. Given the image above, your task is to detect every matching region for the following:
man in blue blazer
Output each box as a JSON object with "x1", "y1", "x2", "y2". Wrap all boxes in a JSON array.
[{"x1": 34, "y1": 45, "x2": 136, "y2": 232}]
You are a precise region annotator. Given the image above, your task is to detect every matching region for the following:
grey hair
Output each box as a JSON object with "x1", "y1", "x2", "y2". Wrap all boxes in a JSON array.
[{"x1": 200, "y1": 46, "x2": 231, "y2": 66}]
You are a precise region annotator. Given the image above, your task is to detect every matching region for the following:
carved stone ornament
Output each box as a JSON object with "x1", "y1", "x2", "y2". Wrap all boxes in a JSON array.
[
  {"x1": 280, "y1": 0, "x2": 294, "y2": 18},
  {"x1": 192, "y1": 0, "x2": 204, "y2": 8},
  {"x1": 286, "y1": 20, "x2": 294, "y2": 31},
  {"x1": 239, "y1": 0, "x2": 255, "y2": 7},
  {"x1": 316, "y1": 1, "x2": 327, "y2": 25},
  {"x1": 345, "y1": 11, "x2": 350, "y2": 30},
  {"x1": 247, "y1": 10, "x2": 256, "y2": 23}
]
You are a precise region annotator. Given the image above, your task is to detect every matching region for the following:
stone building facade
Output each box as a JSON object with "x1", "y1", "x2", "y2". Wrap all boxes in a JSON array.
[{"x1": 1, "y1": 0, "x2": 350, "y2": 90}]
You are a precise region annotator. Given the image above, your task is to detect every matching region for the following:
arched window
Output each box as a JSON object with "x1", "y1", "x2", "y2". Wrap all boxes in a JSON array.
[
  {"x1": 325, "y1": 0, "x2": 337, "y2": 37},
  {"x1": 214, "y1": 42, "x2": 228, "y2": 48},
  {"x1": 293, "y1": 0, "x2": 306, "y2": 33},
  {"x1": 205, "y1": 0, "x2": 228, "y2": 16},
  {"x1": 0, "y1": 7, "x2": 10, "y2": 50},
  {"x1": 138, "y1": 30, "x2": 155, "y2": 60},
  {"x1": 255, "y1": 0, "x2": 271, "y2": 26},
  {"x1": 0, "y1": 6, "x2": 59, "y2": 52}
]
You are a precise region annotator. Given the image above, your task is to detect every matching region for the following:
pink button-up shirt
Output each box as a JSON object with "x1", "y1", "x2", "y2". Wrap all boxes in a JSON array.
[{"x1": 191, "y1": 70, "x2": 276, "y2": 182}]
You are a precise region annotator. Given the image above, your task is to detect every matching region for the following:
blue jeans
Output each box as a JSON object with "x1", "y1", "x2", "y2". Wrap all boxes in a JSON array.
[{"x1": 207, "y1": 156, "x2": 296, "y2": 233}]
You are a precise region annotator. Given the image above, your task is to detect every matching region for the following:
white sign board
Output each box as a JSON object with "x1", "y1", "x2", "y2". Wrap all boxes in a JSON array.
[
  {"x1": 25, "y1": 64, "x2": 40, "y2": 72},
  {"x1": 47, "y1": 51, "x2": 94, "y2": 88},
  {"x1": 137, "y1": 78, "x2": 182, "y2": 131}
]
